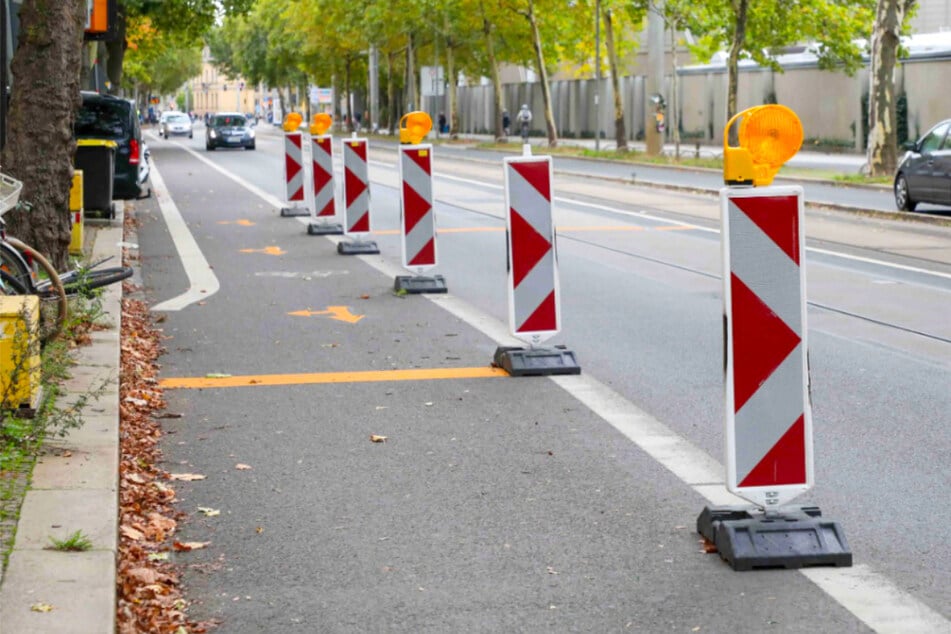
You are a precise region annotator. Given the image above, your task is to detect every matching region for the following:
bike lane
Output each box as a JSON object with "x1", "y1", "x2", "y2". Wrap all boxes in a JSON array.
[{"x1": 135, "y1": 142, "x2": 874, "y2": 632}]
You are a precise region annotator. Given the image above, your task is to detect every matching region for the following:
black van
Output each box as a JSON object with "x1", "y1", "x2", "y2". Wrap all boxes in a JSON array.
[{"x1": 74, "y1": 91, "x2": 149, "y2": 200}]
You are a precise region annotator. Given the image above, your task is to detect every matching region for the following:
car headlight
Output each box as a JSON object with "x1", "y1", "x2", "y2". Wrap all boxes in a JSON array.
[
  {"x1": 248, "y1": 129, "x2": 255, "y2": 138},
  {"x1": 209, "y1": 130, "x2": 217, "y2": 138}
]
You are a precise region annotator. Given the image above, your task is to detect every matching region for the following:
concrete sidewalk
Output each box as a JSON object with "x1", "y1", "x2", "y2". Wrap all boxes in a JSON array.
[{"x1": 0, "y1": 217, "x2": 123, "y2": 633}]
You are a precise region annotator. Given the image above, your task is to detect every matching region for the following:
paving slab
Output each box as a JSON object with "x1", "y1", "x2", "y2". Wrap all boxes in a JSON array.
[
  {"x1": 30, "y1": 443, "x2": 118, "y2": 491},
  {"x1": 12, "y1": 488, "x2": 117, "y2": 551}
]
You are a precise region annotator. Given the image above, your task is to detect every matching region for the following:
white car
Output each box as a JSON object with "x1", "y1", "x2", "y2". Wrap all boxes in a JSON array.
[{"x1": 160, "y1": 112, "x2": 193, "y2": 139}]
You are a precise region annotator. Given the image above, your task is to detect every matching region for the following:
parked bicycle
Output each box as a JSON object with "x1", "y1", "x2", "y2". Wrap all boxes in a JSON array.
[{"x1": 0, "y1": 173, "x2": 133, "y2": 343}]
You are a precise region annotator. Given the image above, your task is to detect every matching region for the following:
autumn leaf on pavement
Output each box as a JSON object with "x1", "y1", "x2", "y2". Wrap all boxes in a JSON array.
[
  {"x1": 369, "y1": 434, "x2": 388, "y2": 443},
  {"x1": 204, "y1": 373, "x2": 232, "y2": 379},
  {"x1": 169, "y1": 473, "x2": 206, "y2": 481},
  {"x1": 235, "y1": 464, "x2": 252, "y2": 470},
  {"x1": 121, "y1": 525, "x2": 145, "y2": 541},
  {"x1": 197, "y1": 507, "x2": 220, "y2": 517},
  {"x1": 30, "y1": 602, "x2": 54, "y2": 612},
  {"x1": 173, "y1": 541, "x2": 211, "y2": 552}
]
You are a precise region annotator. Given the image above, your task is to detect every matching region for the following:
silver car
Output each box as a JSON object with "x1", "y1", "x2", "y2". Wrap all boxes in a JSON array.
[{"x1": 160, "y1": 112, "x2": 193, "y2": 139}]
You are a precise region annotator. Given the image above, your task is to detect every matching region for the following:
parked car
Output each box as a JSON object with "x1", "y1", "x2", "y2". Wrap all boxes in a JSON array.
[
  {"x1": 74, "y1": 91, "x2": 149, "y2": 200},
  {"x1": 205, "y1": 112, "x2": 255, "y2": 151},
  {"x1": 894, "y1": 119, "x2": 951, "y2": 211},
  {"x1": 160, "y1": 112, "x2": 193, "y2": 138}
]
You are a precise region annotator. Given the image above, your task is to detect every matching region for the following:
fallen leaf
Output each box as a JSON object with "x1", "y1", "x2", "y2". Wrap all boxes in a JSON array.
[
  {"x1": 235, "y1": 464, "x2": 252, "y2": 470},
  {"x1": 369, "y1": 434, "x2": 388, "y2": 443},
  {"x1": 360, "y1": 294, "x2": 370, "y2": 299},
  {"x1": 255, "y1": 526, "x2": 264, "y2": 534},
  {"x1": 121, "y1": 525, "x2": 145, "y2": 541},
  {"x1": 424, "y1": 402, "x2": 433, "y2": 406},
  {"x1": 204, "y1": 373, "x2": 232, "y2": 379},
  {"x1": 156, "y1": 412, "x2": 184, "y2": 419},
  {"x1": 126, "y1": 472, "x2": 146, "y2": 484},
  {"x1": 62, "y1": 450, "x2": 73, "y2": 457},
  {"x1": 127, "y1": 567, "x2": 159, "y2": 584},
  {"x1": 173, "y1": 541, "x2": 211, "y2": 552},
  {"x1": 148, "y1": 552, "x2": 170, "y2": 561},
  {"x1": 197, "y1": 507, "x2": 220, "y2": 517},
  {"x1": 30, "y1": 602, "x2": 54, "y2": 613},
  {"x1": 701, "y1": 538, "x2": 718, "y2": 554},
  {"x1": 169, "y1": 473, "x2": 206, "y2": 481}
]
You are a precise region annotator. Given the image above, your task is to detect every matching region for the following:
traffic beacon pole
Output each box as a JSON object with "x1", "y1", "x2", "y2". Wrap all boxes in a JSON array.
[
  {"x1": 337, "y1": 131, "x2": 379, "y2": 255},
  {"x1": 279, "y1": 113, "x2": 309, "y2": 217},
  {"x1": 493, "y1": 144, "x2": 580, "y2": 376},
  {"x1": 697, "y1": 105, "x2": 852, "y2": 571},
  {"x1": 394, "y1": 112, "x2": 447, "y2": 294},
  {"x1": 306, "y1": 113, "x2": 343, "y2": 235}
]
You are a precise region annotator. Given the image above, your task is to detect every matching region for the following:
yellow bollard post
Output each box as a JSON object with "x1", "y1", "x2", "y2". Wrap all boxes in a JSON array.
[
  {"x1": 0, "y1": 296, "x2": 41, "y2": 415},
  {"x1": 69, "y1": 170, "x2": 84, "y2": 255}
]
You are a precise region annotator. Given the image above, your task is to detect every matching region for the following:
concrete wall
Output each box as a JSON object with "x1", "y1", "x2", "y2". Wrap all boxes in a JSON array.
[{"x1": 453, "y1": 57, "x2": 951, "y2": 150}]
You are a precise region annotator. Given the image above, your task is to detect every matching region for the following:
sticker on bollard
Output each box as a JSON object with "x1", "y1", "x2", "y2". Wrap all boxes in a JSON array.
[
  {"x1": 697, "y1": 505, "x2": 852, "y2": 571},
  {"x1": 494, "y1": 151, "x2": 579, "y2": 376},
  {"x1": 338, "y1": 137, "x2": 378, "y2": 255},
  {"x1": 307, "y1": 134, "x2": 343, "y2": 234},
  {"x1": 280, "y1": 131, "x2": 309, "y2": 217},
  {"x1": 395, "y1": 144, "x2": 445, "y2": 292}
]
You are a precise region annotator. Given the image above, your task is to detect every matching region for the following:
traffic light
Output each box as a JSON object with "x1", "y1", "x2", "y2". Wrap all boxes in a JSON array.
[{"x1": 723, "y1": 105, "x2": 803, "y2": 187}]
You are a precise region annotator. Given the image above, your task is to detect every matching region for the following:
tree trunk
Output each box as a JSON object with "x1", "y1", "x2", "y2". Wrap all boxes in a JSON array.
[
  {"x1": 345, "y1": 58, "x2": 353, "y2": 132},
  {"x1": 727, "y1": 0, "x2": 749, "y2": 135},
  {"x1": 866, "y1": 0, "x2": 909, "y2": 176},
  {"x1": 525, "y1": 0, "x2": 558, "y2": 148},
  {"x1": 446, "y1": 35, "x2": 459, "y2": 139},
  {"x1": 405, "y1": 33, "x2": 417, "y2": 111},
  {"x1": 480, "y1": 4, "x2": 504, "y2": 141},
  {"x1": 604, "y1": 9, "x2": 626, "y2": 151},
  {"x1": 105, "y1": 5, "x2": 127, "y2": 94},
  {"x1": 1, "y1": 0, "x2": 85, "y2": 270},
  {"x1": 670, "y1": 25, "x2": 681, "y2": 160},
  {"x1": 386, "y1": 51, "x2": 397, "y2": 131}
]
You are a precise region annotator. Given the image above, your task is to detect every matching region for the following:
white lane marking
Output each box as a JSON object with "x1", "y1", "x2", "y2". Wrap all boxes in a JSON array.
[
  {"x1": 194, "y1": 151, "x2": 950, "y2": 632},
  {"x1": 801, "y1": 566, "x2": 951, "y2": 634},
  {"x1": 149, "y1": 160, "x2": 220, "y2": 311}
]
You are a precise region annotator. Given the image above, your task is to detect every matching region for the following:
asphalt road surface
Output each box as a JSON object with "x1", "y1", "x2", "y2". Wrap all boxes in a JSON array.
[{"x1": 133, "y1": 124, "x2": 951, "y2": 633}]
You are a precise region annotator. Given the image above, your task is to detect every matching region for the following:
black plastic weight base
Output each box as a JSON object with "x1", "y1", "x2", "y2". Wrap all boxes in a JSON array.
[
  {"x1": 697, "y1": 505, "x2": 852, "y2": 571},
  {"x1": 307, "y1": 222, "x2": 344, "y2": 235},
  {"x1": 394, "y1": 275, "x2": 448, "y2": 294},
  {"x1": 280, "y1": 206, "x2": 310, "y2": 217},
  {"x1": 493, "y1": 345, "x2": 581, "y2": 377},
  {"x1": 337, "y1": 240, "x2": 380, "y2": 255}
]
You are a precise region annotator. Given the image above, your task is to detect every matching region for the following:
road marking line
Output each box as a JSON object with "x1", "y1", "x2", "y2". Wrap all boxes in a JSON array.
[
  {"x1": 192, "y1": 146, "x2": 950, "y2": 632},
  {"x1": 160, "y1": 366, "x2": 508, "y2": 389},
  {"x1": 149, "y1": 161, "x2": 220, "y2": 311}
]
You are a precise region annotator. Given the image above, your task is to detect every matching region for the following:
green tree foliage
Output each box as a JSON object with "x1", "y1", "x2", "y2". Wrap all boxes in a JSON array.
[{"x1": 680, "y1": 0, "x2": 874, "y2": 123}]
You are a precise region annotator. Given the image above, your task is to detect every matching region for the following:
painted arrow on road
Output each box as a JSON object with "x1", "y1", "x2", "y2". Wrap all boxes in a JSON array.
[{"x1": 288, "y1": 306, "x2": 364, "y2": 324}]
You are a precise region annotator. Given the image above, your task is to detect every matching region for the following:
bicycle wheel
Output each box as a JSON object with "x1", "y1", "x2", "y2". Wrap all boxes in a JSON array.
[
  {"x1": 5, "y1": 237, "x2": 67, "y2": 343},
  {"x1": 57, "y1": 266, "x2": 133, "y2": 296},
  {"x1": 1, "y1": 240, "x2": 34, "y2": 292}
]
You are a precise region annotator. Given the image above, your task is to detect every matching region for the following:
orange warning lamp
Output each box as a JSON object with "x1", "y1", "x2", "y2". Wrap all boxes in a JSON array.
[
  {"x1": 723, "y1": 105, "x2": 803, "y2": 187},
  {"x1": 282, "y1": 112, "x2": 303, "y2": 132},
  {"x1": 310, "y1": 113, "x2": 332, "y2": 135},
  {"x1": 399, "y1": 111, "x2": 432, "y2": 144}
]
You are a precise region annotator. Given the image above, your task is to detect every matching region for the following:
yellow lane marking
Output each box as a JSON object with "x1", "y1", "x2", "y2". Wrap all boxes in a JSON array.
[
  {"x1": 219, "y1": 220, "x2": 256, "y2": 226},
  {"x1": 160, "y1": 366, "x2": 509, "y2": 389},
  {"x1": 240, "y1": 246, "x2": 286, "y2": 255},
  {"x1": 288, "y1": 306, "x2": 364, "y2": 323}
]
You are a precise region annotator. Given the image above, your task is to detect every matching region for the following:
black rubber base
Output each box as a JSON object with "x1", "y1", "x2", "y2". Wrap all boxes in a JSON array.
[
  {"x1": 307, "y1": 222, "x2": 344, "y2": 235},
  {"x1": 394, "y1": 274, "x2": 448, "y2": 294},
  {"x1": 697, "y1": 505, "x2": 852, "y2": 571},
  {"x1": 280, "y1": 206, "x2": 310, "y2": 217},
  {"x1": 337, "y1": 240, "x2": 380, "y2": 255},
  {"x1": 493, "y1": 345, "x2": 581, "y2": 376}
]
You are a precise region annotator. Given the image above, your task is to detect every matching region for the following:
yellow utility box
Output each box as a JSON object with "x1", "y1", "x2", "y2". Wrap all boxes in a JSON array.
[
  {"x1": 0, "y1": 296, "x2": 41, "y2": 413},
  {"x1": 70, "y1": 170, "x2": 84, "y2": 255}
]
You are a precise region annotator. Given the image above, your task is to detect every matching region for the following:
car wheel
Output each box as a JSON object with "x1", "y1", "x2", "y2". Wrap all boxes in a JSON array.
[
  {"x1": 206, "y1": 143, "x2": 215, "y2": 151},
  {"x1": 246, "y1": 143, "x2": 256, "y2": 151},
  {"x1": 894, "y1": 174, "x2": 917, "y2": 211},
  {"x1": 189, "y1": 133, "x2": 193, "y2": 139}
]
